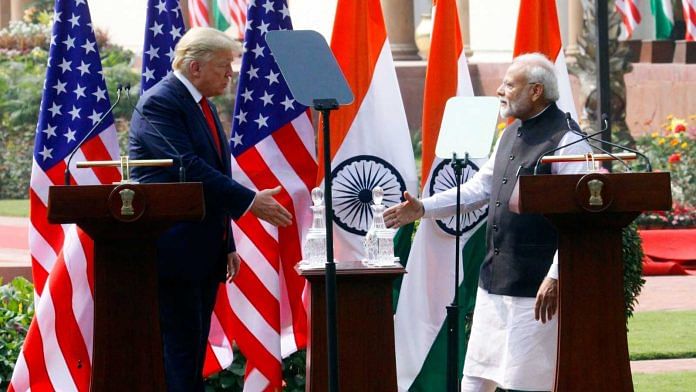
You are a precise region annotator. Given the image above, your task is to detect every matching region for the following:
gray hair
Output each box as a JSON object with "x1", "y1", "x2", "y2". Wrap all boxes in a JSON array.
[
  {"x1": 172, "y1": 27, "x2": 240, "y2": 72},
  {"x1": 512, "y1": 53, "x2": 559, "y2": 102}
]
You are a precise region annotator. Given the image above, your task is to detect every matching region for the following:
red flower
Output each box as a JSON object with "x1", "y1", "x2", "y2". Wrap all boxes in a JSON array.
[
  {"x1": 668, "y1": 153, "x2": 681, "y2": 164},
  {"x1": 674, "y1": 123, "x2": 686, "y2": 133}
]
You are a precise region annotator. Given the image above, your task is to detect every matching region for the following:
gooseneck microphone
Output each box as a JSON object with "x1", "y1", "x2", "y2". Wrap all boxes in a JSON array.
[
  {"x1": 125, "y1": 84, "x2": 186, "y2": 182},
  {"x1": 532, "y1": 112, "x2": 646, "y2": 175},
  {"x1": 562, "y1": 112, "x2": 633, "y2": 172},
  {"x1": 569, "y1": 113, "x2": 653, "y2": 172},
  {"x1": 64, "y1": 85, "x2": 123, "y2": 185}
]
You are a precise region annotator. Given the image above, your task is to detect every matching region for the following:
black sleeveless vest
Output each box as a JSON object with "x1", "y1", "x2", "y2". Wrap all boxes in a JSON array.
[{"x1": 478, "y1": 103, "x2": 569, "y2": 297}]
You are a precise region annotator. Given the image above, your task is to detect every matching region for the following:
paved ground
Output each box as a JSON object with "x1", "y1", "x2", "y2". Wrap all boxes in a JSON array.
[{"x1": 1, "y1": 216, "x2": 695, "y2": 374}]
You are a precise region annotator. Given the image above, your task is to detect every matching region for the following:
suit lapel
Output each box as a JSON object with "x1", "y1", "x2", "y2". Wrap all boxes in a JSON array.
[{"x1": 168, "y1": 75, "x2": 225, "y2": 169}]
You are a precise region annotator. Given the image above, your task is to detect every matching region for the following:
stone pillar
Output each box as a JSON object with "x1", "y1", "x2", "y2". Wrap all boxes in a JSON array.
[
  {"x1": 457, "y1": 0, "x2": 473, "y2": 57},
  {"x1": 10, "y1": 0, "x2": 29, "y2": 22},
  {"x1": 381, "y1": 0, "x2": 420, "y2": 60},
  {"x1": 566, "y1": 0, "x2": 583, "y2": 57},
  {"x1": 0, "y1": 0, "x2": 12, "y2": 29}
]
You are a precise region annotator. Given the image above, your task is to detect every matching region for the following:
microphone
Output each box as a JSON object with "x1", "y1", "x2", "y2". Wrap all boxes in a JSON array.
[
  {"x1": 562, "y1": 112, "x2": 633, "y2": 172},
  {"x1": 532, "y1": 112, "x2": 630, "y2": 175},
  {"x1": 578, "y1": 113, "x2": 653, "y2": 172},
  {"x1": 125, "y1": 85, "x2": 186, "y2": 182},
  {"x1": 64, "y1": 85, "x2": 123, "y2": 185}
]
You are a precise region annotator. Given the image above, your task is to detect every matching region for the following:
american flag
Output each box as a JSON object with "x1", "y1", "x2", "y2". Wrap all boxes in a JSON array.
[
  {"x1": 684, "y1": 0, "x2": 696, "y2": 41},
  {"x1": 214, "y1": 0, "x2": 317, "y2": 389},
  {"x1": 141, "y1": 0, "x2": 185, "y2": 93},
  {"x1": 8, "y1": 0, "x2": 121, "y2": 390},
  {"x1": 615, "y1": 0, "x2": 642, "y2": 39},
  {"x1": 213, "y1": 0, "x2": 249, "y2": 40},
  {"x1": 188, "y1": 0, "x2": 210, "y2": 27}
]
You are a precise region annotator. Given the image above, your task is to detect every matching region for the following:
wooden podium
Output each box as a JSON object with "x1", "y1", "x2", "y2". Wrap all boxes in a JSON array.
[
  {"x1": 511, "y1": 172, "x2": 671, "y2": 392},
  {"x1": 299, "y1": 260, "x2": 405, "y2": 391},
  {"x1": 47, "y1": 183, "x2": 204, "y2": 391}
]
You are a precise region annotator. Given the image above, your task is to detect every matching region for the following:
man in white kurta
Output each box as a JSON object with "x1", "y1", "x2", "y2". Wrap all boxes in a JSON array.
[{"x1": 385, "y1": 53, "x2": 591, "y2": 391}]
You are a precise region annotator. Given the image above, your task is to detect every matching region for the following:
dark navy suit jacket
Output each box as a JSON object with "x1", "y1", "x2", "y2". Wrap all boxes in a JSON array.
[{"x1": 129, "y1": 74, "x2": 255, "y2": 283}]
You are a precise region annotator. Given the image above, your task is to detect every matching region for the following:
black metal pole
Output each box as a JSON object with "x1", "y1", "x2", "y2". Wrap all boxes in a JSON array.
[
  {"x1": 315, "y1": 98, "x2": 340, "y2": 392},
  {"x1": 596, "y1": 0, "x2": 612, "y2": 171},
  {"x1": 446, "y1": 153, "x2": 465, "y2": 392}
]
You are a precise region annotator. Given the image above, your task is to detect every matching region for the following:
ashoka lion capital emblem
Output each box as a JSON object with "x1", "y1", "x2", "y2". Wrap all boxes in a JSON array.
[
  {"x1": 119, "y1": 188, "x2": 136, "y2": 216},
  {"x1": 587, "y1": 179, "x2": 604, "y2": 207}
]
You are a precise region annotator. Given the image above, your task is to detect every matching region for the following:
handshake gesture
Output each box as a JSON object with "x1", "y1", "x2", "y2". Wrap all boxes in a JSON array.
[
  {"x1": 250, "y1": 186, "x2": 293, "y2": 227},
  {"x1": 384, "y1": 191, "x2": 425, "y2": 229}
]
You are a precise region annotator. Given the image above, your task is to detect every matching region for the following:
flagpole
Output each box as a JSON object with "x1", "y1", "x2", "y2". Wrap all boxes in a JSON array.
[
  {"x1": 596, "y1": 0, "x2": 612, "y2": 170},
  {"x1": 315, "y1": 98, "x2": 340, "y2": 392}
]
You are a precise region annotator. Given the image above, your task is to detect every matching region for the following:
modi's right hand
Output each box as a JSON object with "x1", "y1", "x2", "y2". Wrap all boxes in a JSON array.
[
  {"x1": 384, "y1": 191, "x2": 424, "y2": 228},
  {"x1": 250, "y1": 186, "x2": 293, "y2": 227}
]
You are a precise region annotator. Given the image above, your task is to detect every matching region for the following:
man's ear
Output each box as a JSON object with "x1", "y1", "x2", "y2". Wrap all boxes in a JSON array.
[
  {"x1": 188, "y1": 60, "x2": 201, "y2": 78},
  {"x1": 531, "y1": 83, "x2": 544, "y2": 102}
]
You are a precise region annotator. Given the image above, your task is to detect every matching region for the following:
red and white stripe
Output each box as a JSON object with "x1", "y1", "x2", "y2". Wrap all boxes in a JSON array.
[
  {"x1": 615, "y1": 0, "x2": 642, "y2": 39},
  {"x1": 205, "y1": 115, "x2": 315, "y2": 390},
  {"x1": 218, "y1": 0, "x2": 248, "y2": 39},
  {"x1": 514, "y1": 0, "x2": 577, "y2": 120},
  {"x1": 9, "y1": 126, "x2": 121, "y2": 392},
  {"x1": 683, "y1": 0, "x2": 696, "y2": 41},
  {"x1": 188, "y1": 0, "x2": 210, "y2": 27}
]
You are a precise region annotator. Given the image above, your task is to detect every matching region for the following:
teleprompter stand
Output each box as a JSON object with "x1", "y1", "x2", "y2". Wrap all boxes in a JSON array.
[
  {"x1": 435, "y1": 97, "x2": 499, "y2": 391},
  {"x1": 266, "y1": 30, "x2": 353, "y2": 392}
]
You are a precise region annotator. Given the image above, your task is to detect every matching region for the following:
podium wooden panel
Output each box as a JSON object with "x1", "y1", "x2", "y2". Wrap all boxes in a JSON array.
[
  {"x1": 48, "y1": 183, "x2": 204, "y2": 391},
  {"x1": 510, "y1": 172, "x2": 671, "y2": 392},
  {"x1": 299, "y1": 260, "x2": 405, "y2": 392}
]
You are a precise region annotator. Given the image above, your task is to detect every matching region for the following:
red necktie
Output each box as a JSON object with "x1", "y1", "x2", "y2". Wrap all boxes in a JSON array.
[{"x1": 199, "y1": 98, "x2": 222, "y2": 157}]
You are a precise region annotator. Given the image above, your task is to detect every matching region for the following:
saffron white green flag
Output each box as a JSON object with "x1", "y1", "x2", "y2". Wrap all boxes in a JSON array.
[
  {"x1": 652, "y1": 0, "x2": 674, "y2": 39},
  {"x1": 317, "y1": 0, "x2": 418, "y2": 263},
  {"x1": 394, "y1": 1, "x2": 488, "y2": 390}
]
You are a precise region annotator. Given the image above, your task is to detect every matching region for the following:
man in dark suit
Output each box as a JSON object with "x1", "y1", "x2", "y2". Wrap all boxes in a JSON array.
[{"x1": 129, "y1": 27, "x2": 292, "y2": 391}]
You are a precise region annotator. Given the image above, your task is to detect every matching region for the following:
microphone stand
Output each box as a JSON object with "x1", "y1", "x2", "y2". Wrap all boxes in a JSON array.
[
  {"x1": 447, "y1": 151, "x2": 467, "y2": 392},
  {"x1": 125, "y1": 85, "x2": 186, "y2": 182},
  {"x1": 64, "y1": 86, "x2": 122, "y2": 185}
]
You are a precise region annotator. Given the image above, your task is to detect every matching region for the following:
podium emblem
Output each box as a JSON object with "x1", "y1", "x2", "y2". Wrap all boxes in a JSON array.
[
  {"x1": 108, "y1": 184, "x2": 146, "y2": 222},
  {"x1": 330, "y1": 155, "x2": 406, "y2": 236},
  {"x1": 587, "y1": 179, "x2": 604, "y2": 206},
  {"x1": 428, "y1": 159, "x2": 488, "y2": 235},
  {"x1": 119, "y1": 188, "x2": 136, "y2": 216}
]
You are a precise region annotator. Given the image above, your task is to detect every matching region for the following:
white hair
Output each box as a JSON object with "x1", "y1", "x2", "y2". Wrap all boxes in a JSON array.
[
  {"x1": 512, "y1": 53, "x2": 560, "y2": 102},
  {"x1": 172, "y1": 27, "x2": 240, "y2": 73}
]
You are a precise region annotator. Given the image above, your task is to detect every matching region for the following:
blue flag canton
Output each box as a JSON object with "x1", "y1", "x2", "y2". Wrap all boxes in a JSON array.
[
  {"x1": 230, "y1": 0, "x2": 307, "y2": 157},
  {"x1": 34, "y1": 0, "x2": 112, "y2": 171},
  {"x1": 141, "y1": 0, "x2": 185, "y2": 92}
]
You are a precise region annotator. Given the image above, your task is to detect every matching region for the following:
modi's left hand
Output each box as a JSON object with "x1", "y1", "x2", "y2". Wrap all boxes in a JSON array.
[{"x1": 534, "y1": 277, "x2": 558, "y2": 323}]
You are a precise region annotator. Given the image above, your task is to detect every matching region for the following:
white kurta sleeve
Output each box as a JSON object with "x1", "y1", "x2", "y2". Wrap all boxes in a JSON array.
[
  {"x1": 546, "y1": 131, "x2": 593, "y2": 279},
  {"x1": 421, "y1": 138, "x2": 499, "y2": 219}
]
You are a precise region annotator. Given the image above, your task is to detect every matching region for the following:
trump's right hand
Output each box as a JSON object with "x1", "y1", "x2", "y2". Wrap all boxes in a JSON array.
[
  {"x1": 384, "y1": 191, "x2": 424, "y2": 228},
  {"x1": 250, "y1": 186, "x2": 293, "y2": 227}
]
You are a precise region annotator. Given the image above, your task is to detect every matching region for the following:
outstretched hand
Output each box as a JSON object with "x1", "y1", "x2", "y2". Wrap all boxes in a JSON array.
[
  {"x1": 384, "y1": 191, "x2": 424, "y2": 228},
  {"x1": 250, "y1": 186, "x2": 293, "y2": 227}
]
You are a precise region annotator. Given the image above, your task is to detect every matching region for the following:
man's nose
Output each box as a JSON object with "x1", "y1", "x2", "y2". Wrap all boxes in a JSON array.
[{"x1": 496, "y1": 84, "x2": 504, "y2": 96}]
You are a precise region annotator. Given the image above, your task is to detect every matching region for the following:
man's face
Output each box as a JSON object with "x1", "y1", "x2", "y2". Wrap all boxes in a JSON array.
[
  {"x1": 496, "y1": 64, "x2": 535, "y2": 120},
  {"x1": 191, "y1": 49, "x2": 235, "y2": 97}
]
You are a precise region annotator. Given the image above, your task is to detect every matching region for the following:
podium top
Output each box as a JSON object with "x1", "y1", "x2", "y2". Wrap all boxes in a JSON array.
[
  {"x1": 510, "y1": 172, "x2": 672, "y2": 215},
  {"x1": 297, "y1": 260, "x2": 405, "y2": 278}
]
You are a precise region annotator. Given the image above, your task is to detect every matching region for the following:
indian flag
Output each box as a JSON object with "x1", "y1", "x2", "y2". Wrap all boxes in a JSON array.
[
  {"x1": 317, "y1": 0, "x2": 418, "y2": 263},
  {"x1": 394, "y1": 1, "x2": 488, "y2": 390},
  {"x1": 652, "y1": 0, "x2": 674, "y2": 39},
  {"x1": 514, "y1": 0, "x2": 577, "y2": 120}
]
